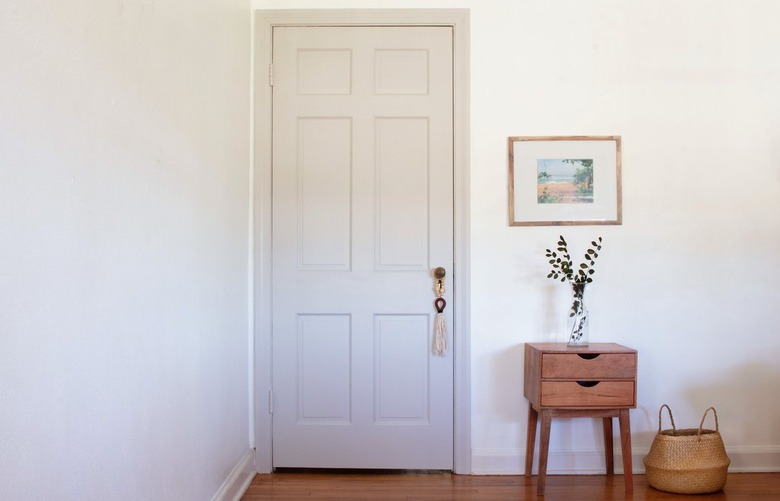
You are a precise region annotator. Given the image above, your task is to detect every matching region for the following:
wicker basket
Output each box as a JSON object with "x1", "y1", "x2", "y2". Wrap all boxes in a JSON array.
[{"x1": 643, "y1": 404, "x2": 730, "y2": 494}]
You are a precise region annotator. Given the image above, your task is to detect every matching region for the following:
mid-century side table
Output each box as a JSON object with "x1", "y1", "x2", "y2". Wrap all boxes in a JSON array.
[{"x1": 524, "y1": 343, "x2": 637, "y2": 496}]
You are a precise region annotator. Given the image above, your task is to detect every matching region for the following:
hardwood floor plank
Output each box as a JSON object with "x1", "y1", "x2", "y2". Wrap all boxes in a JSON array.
[{"x1": 241, "y1": 472, "x2": 780, "y2": 500}]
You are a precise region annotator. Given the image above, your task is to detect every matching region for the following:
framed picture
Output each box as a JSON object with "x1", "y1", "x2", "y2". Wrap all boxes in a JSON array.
[{"x1": 508, "y1": 135, "x2": 622, "y2": 226}]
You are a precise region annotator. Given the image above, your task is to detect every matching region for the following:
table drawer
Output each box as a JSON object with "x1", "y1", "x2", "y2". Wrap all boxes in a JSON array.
[
  {"x1": 540, "y1": 381, "x2": 635, "y2": 407},
  {"x1": 542, "y1": 353, "x2": 635, "y2": 379}
]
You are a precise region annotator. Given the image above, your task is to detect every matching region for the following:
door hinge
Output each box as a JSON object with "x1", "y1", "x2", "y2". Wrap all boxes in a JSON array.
[
  {"x1": 268, "y1": 63, "x2": 274, "y2": 87},
  {"x1": 268, "y1": 389, "x2": 274, "y2": 414}
]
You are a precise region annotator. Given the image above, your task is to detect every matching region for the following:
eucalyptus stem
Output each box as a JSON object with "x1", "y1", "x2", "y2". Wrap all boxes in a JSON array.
[
  {"x1": 545, "y1": 235, "x2": 601, "y2": 345},
  {"x1": 545, "y1": 235, "x2": 602, "y2": 285}
]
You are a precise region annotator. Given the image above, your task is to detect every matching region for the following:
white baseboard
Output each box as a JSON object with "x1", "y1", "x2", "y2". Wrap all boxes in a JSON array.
[
  {"x1": 212, "y1": 449, "x2": 256, "y2": 501},
  {"x1": 471, "y1": 446, "x2": 780, "y2": 475},
  {"x1": 727, "y1": 446, "x2": 780, "y2": 472}
]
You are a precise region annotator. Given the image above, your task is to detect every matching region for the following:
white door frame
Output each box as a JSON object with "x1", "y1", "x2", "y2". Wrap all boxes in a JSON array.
[{"x1": 252, "y1": 9, "x2": 471, "y2": 474}]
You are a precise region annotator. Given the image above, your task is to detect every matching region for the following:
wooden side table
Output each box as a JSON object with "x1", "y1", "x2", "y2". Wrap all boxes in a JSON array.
[{"x1": 524, "y1": 343, "x2": 637, "y2": 496}]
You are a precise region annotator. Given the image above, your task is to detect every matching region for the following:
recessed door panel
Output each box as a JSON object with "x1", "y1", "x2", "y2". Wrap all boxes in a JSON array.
[
  {"x1": 375, "y1": 118, "x2": 429, "y2": 270},
  {"x1": 374, "y1": 49, "x2": 429, "y2": 94},
  {"x1": 297, "y1": 117, "x2": 352, "y2": 270},
  {"x1": 374, "y1": 314, "x2": 429, "y2": 423},
  {"x1": 297, "y1": 49, "x2": 352, "y2": 95},
  {"x1": 297, "y1": 314, "x2": 351, "y2": 423}
]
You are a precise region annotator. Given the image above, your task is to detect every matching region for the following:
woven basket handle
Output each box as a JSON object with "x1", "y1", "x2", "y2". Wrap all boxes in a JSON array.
[
  {"x1": 697, "y1": 407, "x2": 720, "y2": 437},
  {"x1": 658, "y1": 404, "x2": 677, "y2": 432}
]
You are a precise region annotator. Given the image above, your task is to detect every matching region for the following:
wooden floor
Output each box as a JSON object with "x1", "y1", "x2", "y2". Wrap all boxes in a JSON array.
[{"x1": 241, "y1": 471, "x2": 780, "y2": 500}]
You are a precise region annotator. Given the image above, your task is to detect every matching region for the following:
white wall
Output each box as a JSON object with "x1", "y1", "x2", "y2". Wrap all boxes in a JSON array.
[
  {"x1": 256, "y1": 0, "x2": 780, "y2": 473},
  {"x1": 0, "y1": 0, "x2": 252, "y2": 499}
]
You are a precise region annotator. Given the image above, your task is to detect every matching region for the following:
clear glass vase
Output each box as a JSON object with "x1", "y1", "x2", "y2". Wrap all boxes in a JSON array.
[{"x1": 567, "y1": 282, "x2": 589, "y2": 346}]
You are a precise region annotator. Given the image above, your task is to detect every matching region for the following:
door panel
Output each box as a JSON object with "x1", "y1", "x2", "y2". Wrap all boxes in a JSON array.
[
  {"x1": 272, "y1": 26, "x2": 453, "y2": 469},
  {"x1": 296, "y1": 117, "x2": 352, "y2": 270},
  {"x1": 297, "y1": 314, "x2": 351, "y2": 423},
  {"x1": 375, "y1": 117, "x2": 429, "y2": 269},
  {"x1": 374, "y1": 314, "x2": 429, "y2": 422}
]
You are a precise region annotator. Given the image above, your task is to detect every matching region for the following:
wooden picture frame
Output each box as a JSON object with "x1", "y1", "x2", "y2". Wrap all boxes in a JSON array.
[{"x1": 508, "y1": 136, "x2": 622, "y2": 226}]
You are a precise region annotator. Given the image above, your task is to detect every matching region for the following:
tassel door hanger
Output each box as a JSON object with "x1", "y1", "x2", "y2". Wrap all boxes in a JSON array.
[{"x1": 432, "y1": 267, "x2": 447, "y2": 356}]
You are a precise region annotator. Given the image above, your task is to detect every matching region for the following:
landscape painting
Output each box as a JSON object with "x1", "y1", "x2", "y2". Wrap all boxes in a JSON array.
[
  {"x1": 536, "y1": 159, "x2": 593, "y2": 204},
  {"x1": 508, "y1": 135, "x2": 621, "y2": 226}
]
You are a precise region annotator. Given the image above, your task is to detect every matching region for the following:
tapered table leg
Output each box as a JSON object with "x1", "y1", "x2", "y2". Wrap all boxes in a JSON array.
[
  {"x1": 602, "y1": 417, "x2": 614, "y2": 475},
  {"x1": 525, "y1": 404, "x2": 538, "y2": 477},
  {"x1": 537, "y1": 410, "x2": 552, "y2": 496},
  {"x1": 619, "y1": 409, "x2": 633, "y2": 495}
]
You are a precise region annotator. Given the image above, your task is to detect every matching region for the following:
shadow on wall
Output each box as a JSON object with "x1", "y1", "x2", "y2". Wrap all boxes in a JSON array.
[
  {"x1": 685, "y1": 362, "x2": 780, "y2": 449},
  {"x1": 629, "y1": 362, "x2": 780, "y2": 471},
  {"x1": 540, "y1": 284, "x2": 564, "y2": 340},
  {"x1": 493, "y1": 343, "x2": 527, "y2": 422}
]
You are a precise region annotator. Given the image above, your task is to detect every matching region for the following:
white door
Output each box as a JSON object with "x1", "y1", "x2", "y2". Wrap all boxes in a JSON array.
[{"x1": 271, "y1": 26, "x2": 454, "y2": 469}]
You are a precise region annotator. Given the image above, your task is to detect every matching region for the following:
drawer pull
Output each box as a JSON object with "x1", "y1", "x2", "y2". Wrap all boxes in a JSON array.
[
  {"x1": 576, "y1": 381, "x2": 600, "y2": 387},
  {"x1": 577, "y1": 353, "x2": 600, "y2": 360}
]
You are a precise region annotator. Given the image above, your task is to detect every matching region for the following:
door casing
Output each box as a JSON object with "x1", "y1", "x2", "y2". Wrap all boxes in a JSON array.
[{"x1": 252, "y1": 8, "x2": 471, "y2": 474}]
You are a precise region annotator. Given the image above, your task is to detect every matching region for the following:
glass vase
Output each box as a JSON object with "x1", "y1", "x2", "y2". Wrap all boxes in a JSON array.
[{"x1": 567, "y1": 282, "x2": 589, "y2": 347}]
